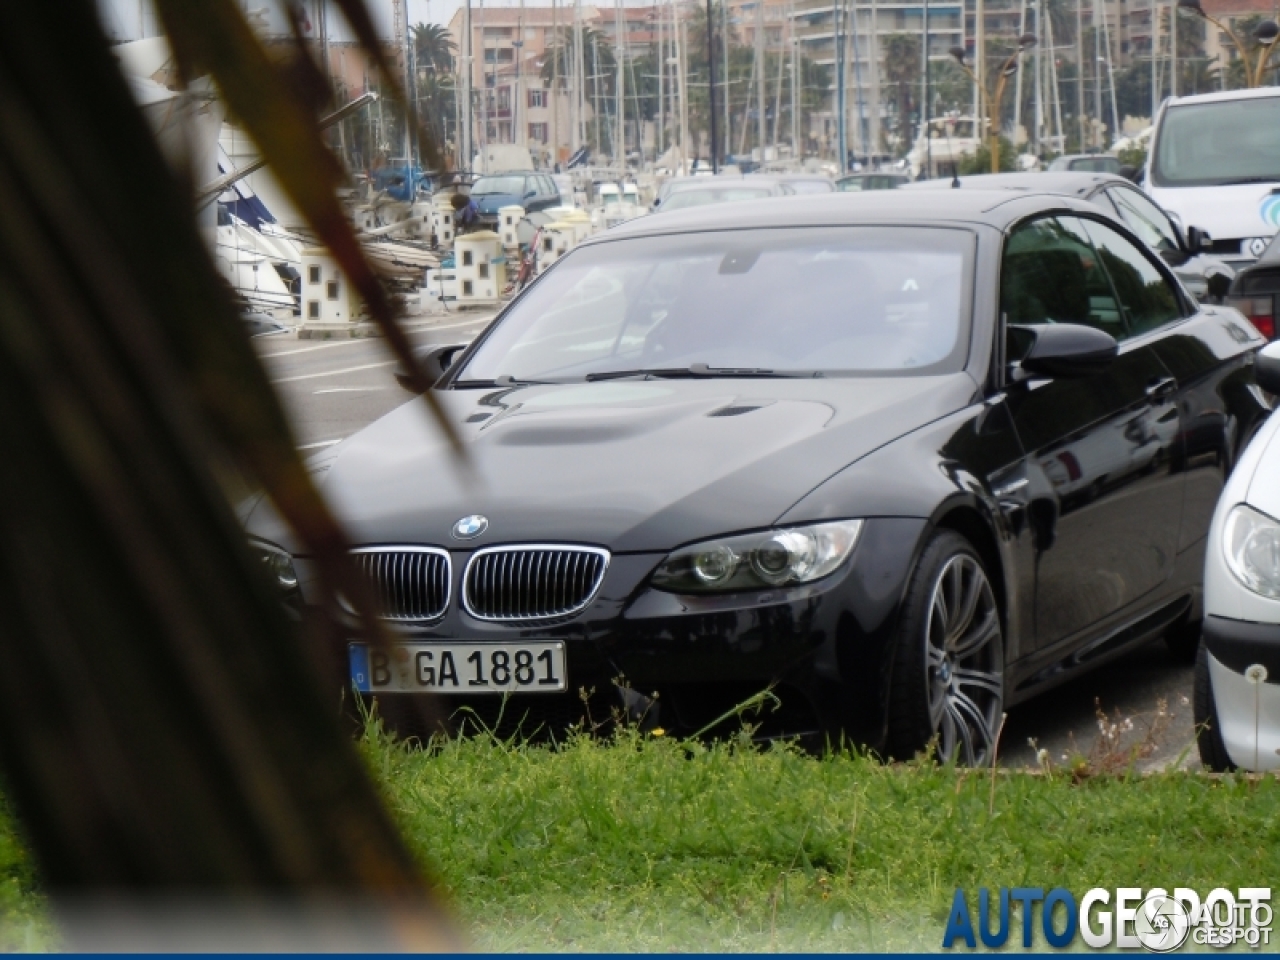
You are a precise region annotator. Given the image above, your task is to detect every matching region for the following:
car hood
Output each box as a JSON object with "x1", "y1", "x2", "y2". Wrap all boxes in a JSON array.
[
  {"x1": 1148, "y1": 182, "x2": 1280, "y2": 243},
  {"x1": 473, "y1": 193, "x2": 521, "y2": 215},
  {"x1": 246, "y1": 375, "x2": 978, "y2": 554}
]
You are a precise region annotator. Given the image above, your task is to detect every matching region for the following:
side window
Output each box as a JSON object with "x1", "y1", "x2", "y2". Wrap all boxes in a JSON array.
[
  {"x1": 1078, "y1": 218, "x2": 1184, "y2": 337},
  {"x1": 541, "y1": 176, "x2": 557, "y2": 197},
  {"x1": 1001, "y1": 216, "x2": 1126, "y2": 341},
  {"x1": 1105, "y1": 187, "x2": 1181, "y2": 258}
]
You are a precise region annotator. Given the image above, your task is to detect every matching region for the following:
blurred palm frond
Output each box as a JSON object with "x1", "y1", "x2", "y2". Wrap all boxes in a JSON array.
[{"x1": 0, "y1": 0, "x2": 459, "y2": 948}]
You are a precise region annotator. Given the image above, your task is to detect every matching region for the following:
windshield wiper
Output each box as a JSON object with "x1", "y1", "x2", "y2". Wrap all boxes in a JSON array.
[
  {"x1": 1214, "y1": 177, "x2": 1280, "y2": 186},
  {"x1": 450, "y1": 375, "x2": 555, "y2": 388},
  {"x1": 584, "y1": 364, "x2": 817, "y2": 382}
]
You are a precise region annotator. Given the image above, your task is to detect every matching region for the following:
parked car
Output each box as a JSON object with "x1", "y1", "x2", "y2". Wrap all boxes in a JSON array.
[
  {"x1": 1196, "y1": 341, "x2": 1280, "y2": 771},
  {"x1": 244, "y1": 190, "x2": 1269, "y2": 760},
  {"x1": 772, "y1": 174, "x2": 836, "y2": 194},
  {"x1": 468, "y1": 171, "x2": 562, "y2": 227},
  {"x1": 652, "y1": 175, "x2": 793, "y2": 212},
  {"x1": 836, "y1": 172, "x2": 909, "y2": 191},
  {"x1": 1048, "y1": 154, "x2": 1123, "y2": 174},
  {"x1": 1145, "y1": 85, "x2": 1280, "y2": 268},
  {"x1": 903, "y1": 171, "x2": 1235, "y2": 303},
  {"x1": 1226, "y1": 230, "x2": 1280, "y2": 340}
]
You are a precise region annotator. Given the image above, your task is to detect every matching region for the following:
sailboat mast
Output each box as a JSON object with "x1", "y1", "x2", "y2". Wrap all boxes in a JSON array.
[
  {"x1": 756, "y1": 0, "x2": 766, "y2": 160},
  {"x1": 573, "y1": 0, "x2": 585, "y2": 151},
  {"x1": 1034, "y1": 0, "x2": 1043, "y2": 155},
  {"x1": 869, "y1": 0, "x2": 880, "y2": 160},
  {"x1": 1075, "y1": 0, "x2": 1084, "y2": 150},
  {"x1": 1048, "y1": 8, "x2": 1065, "y2": 150},
  {"x1": 615, "y1": 0, "x2": 626, "y2": 164},
  {"x1": 551, "y1": 0, "x2": 559, "y2": 164},
  {"x1": 835, "y1": 0, "x2": 846, "y2": 173},
  {"x1": 709, "y1": 0, "x2": 720, "y2": 171},
  {"x1": 791, "y1": 0, "x2": 800, "y2": 157},
  {"x1": 657, "y1": 0, "x2": 665, "y2": 157},
  {"x1": 516, "y1": 0, "x2": 525, "y2": 148},
  {"x1": 1102, "y1": 0, "x2": 1119, "y2": 142},
  {"x1": 723, "y1": 0, "x2": 732, "y2": 159},
  {"x1": 851, "y1": 0, "x2": 866, "y2": 158},
  {"x1": 463, "y1": 0, "x2": 473, "y2": 169},
  {"x1": 1015, "y1": 0, "x2": 1027, "y2": 154},
  {"x1": 922, "y1": 0, "x2": 930, "y2": 176},
  {"x1": 773, "y1": 12, "x2": 786, "y2": 153},
  {"x1": 680, "y1": 13, "x2": 690, "y2": 162}
]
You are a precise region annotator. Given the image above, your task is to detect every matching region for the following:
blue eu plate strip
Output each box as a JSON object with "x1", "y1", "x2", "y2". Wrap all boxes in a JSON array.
[{"x1": 348, "y1": 644, "x2": 371, "y2": 693}]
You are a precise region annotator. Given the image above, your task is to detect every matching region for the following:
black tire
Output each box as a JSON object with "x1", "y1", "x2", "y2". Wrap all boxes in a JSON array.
[
  {"x1": 1164, "y1": 610, "x2": 1202, "y2": 664},
  {"x1": 1194, "y1": 643, "x2": 1235, "y2": 772},
  {"x1": 887, "y1": 530, "x2": 1005, "y2": 765}
]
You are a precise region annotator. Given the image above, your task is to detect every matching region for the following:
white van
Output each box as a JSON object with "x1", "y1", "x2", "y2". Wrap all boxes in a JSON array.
[{"x1": 1146, "y1": 86, "x2": 1280, "y2": 268}]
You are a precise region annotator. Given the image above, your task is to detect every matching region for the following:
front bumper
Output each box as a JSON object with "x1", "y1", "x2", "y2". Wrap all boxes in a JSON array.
[
  {"x1": 294, "y1": 517, "x2": 927, "y2": 745},
  {"x1": 1203, "y1": 615, "x2": 1280, "y2": 771}
]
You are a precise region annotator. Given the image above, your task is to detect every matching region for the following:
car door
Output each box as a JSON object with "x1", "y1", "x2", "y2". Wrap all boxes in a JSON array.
[
  {"x1": 1000, "y1": 214, "x2": 1185, "y2": 653},
  {"x1": 1089, "y1": 227, "x2": 1272, "y2": 562}
]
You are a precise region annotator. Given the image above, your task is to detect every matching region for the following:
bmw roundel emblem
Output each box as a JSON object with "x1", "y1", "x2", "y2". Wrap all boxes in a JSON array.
[{"x1": 452, "y1": 514, "x2": 488, "y2": 540}]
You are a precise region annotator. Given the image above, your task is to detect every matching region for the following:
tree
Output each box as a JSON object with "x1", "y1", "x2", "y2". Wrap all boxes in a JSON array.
[
  {"x1": 412, "y1": 22, "x2": 455, "y2": 74},
  {"x1": 882, "y1": 34, "x2": 921, "y2": 153}
]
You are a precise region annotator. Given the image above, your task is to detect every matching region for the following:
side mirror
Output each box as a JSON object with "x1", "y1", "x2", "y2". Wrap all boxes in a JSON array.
[
  {"x1": 1010, "y1": 323, "x2": 1118, "y2": 380},
  {"x1": 1256, "y1": 341, "x2": 1280, "y2": 395},
  {"x1": 1186, "y1": 225, "x2": 1212, "y2": 253},
  {"x1": 395, "y1": 342, "x2": 467, "y2": 392},
  {"x1": 1205, "y1": 267, "x2": 1233, "y2": 303}
]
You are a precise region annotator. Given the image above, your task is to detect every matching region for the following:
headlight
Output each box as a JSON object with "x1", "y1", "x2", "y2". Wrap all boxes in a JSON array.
[
  {"x1": 250, "y1": 539, "x2": 299, "y2": 592},
  {"x1": 1223, "y1": 504, "x2": 1280, "y2": 599},
  {"x1": 651, "y1": 520, "x2": 863, "y2": 594}
]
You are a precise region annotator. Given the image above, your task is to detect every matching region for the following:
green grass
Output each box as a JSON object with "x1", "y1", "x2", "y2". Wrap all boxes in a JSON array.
[
  {"x1": 0, "y1": 796, "x2": 51, "y2": 951},
  {"x1": 2, "y1": 720, "x2": 1279, "y2": 952},
  {"x1": 362, "y1": 720, "x2": 1280, "y2": 952}
]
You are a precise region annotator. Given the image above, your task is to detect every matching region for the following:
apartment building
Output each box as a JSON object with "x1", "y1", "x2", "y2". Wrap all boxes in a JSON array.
[{"x1": 447, "y1": 6, "x2": 603, "y2": 163}]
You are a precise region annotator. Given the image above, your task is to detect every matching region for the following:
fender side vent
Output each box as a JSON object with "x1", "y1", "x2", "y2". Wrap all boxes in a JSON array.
[{"x1": 708, "y1": 404, "x2": 764, "y2": 418}]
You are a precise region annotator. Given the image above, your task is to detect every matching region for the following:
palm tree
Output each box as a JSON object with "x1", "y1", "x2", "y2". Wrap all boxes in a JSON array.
[
  {"x1": 882, "y1": 33, "x2": 921, "y2": 152},
  {"x1": 413, "y1": 22, "x2": 456, "y2": 75}
]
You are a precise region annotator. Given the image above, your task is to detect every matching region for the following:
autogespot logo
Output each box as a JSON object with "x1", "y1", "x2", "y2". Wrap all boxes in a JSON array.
[
  {"x1": 451, "y1": 514, "x2": 488, "y2": 540},
  {"x1": 942, "y1": 886, "x2": 1272, "y2": 951},
  {"x1": 1260, "y1": 191, "x2": 1280, "y2": 230}
]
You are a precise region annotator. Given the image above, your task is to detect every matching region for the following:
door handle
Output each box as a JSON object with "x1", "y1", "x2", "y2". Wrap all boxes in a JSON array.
[{"x1": 1145, "y1": 377, "x2": 1177, "y2": 402}]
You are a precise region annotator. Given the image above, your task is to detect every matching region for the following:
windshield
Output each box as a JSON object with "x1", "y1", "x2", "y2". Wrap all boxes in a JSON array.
[
  {"x1": 1152, "y1": 97, "x2": 1280, "y2": 187},
  {"x1": 472, "y1": 175, "x2": 526, "y2": 195},
  {"x1": 455, "y1": 227, "x2": 974, "y2": 382},
  {"x1": 1069, "y1": 156, "x2": 1121, "y2": 173},
  {"x1": 787, "y1": 179, "x2": 835, "y2": 194},
  {"x1": 661, "y1": 187, "x2": 776, "y2": 210}
]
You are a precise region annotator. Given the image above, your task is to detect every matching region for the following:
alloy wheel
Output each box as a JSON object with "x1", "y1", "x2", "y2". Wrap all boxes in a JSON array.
[{"x1": 924, "y1": 554, "x2": 1004, "y2": 765}]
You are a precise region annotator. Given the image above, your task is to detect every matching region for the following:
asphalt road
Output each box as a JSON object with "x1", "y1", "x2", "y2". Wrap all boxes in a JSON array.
[
  {"x1": 256, "y1": 320, "x2": 1198, "y2": 769},
  {"x1": 254, "y1": 311, "x2": 496, "y2": 450}
]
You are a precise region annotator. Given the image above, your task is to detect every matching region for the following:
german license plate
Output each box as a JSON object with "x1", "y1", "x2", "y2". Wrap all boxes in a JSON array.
[{"x1": 349, "y1": 641, "x2": 567, "y2": 694}]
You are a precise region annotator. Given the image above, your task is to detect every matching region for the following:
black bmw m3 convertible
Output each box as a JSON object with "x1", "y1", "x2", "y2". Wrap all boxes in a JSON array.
[{"x1": 244, "y1": 190, "x2": 1271, "y2": 762}]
